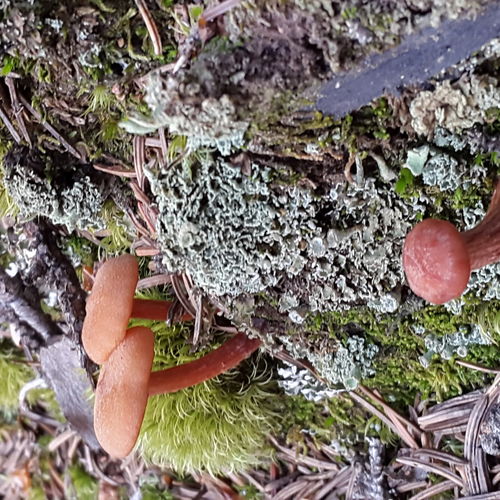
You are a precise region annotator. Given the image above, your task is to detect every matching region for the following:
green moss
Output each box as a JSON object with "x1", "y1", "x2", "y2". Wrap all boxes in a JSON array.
[
  {"x1": 0, "y1": 349, "x2": 36, "y2": 419},
  {"x1": 140, "y1": 483, "x2": 174, "y2": 500},
  {"x1": 0, "y1": 136, "x2": 18, "y2": 218},
  {"x1": 137, "y1": 322, "x2": 283, "y2": 475},
  {"x1": 97, "y1": 201, "x2": 133, "y2": 257},
  {"x1": 68, "y1": 465, "x2": 99, "y2": 500},
  {"x1": 394, "y1": 168, "x2": 415, "y2": 197},
  {"x1": 307, "y1": 300, "x2": 500, "y2": 409},
  {"x1": 0, "y1": 343, "x2": 63, "y2": 422}
]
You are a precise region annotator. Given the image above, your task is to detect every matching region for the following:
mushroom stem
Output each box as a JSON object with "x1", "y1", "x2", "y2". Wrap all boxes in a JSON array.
[
  {"x1": 131, "y1": 298, "x2": 193, "y2": 321},
  {"x1": 148, "y1": 333, "x2": 262, "y2": 396},
  {"x1": 462, "y1": 183, "x2": 500, "y2": 269}
]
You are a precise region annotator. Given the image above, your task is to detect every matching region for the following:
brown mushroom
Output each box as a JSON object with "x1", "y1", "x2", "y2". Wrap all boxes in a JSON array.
[
  {"x1": 94, "y1": 326, "x2": 154, "y2": 458},
  {"x1": 85, "y1": 256, "x2": 262, "y2": 457},
  {"x1": 82, "y1": 254, "x2": 138, "y2": 364},
  {"x1": 403, "y1": 182, "x2": 500, "y2": 304},
  {"x1": 82, "y1": 256, "x2": 192, "y2": 364}
]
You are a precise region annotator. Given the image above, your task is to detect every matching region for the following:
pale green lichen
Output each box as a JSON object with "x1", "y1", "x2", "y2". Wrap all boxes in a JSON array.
[
  {"x1": 279, "y1": 335, "x2": 379, "y2": 390},
  {"x1": 419, "y1": 325, "x2": 492, "y2": 366},
  {"x1": 421, "y1": 153, "x2": 461, "y2": 191},
  {"x1": 149, "y1": 156, "x2": 416, "y2": 313},
  {"x1": 3, "y1": 148, "x2": 107, "y2": 232},
  {"x1": 121, "y1": 72, "x2": 249, "y2": 155},
  {"x1": 148, "y1": 158, "x2": 315, "y2": 296},
  {"x1": 5, "y1": 169, "x2": 105, "y2": 231},
  {"x1": 277, "y1": 363, "x2": 342, "y2": 401},
  {"x1": 410, "y1": 75, "x2": 500, "y2": 137}
]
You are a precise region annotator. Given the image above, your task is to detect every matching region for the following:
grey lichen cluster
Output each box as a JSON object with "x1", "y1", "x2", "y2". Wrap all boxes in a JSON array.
[
  {"x1": 148, "y1": 156, "x2": 416, "y2": 313},
  {"x1": 467, "y1": 264, "x2": 500, "y2": 301},
  {"x1": 3, "y1": 148, "x2": 107, "y2": 232},
  {"x1": 418, "y1": 324, "x2": 492, "y2": 367},
  {"x1": 147, "y1": 158, "x2": 315, "y2": 296},
  {"x1": 409, "y1": 74, "x2": 500, "y2": 137},
  {"x1": 279, "y1": 335, "x2": 379, "y2": 391},
  {"x1": 121, "y1": 72, "x2": 249, "y2": 155},
  {"x1": 277, "y1": 363, "x2": 343, "y2": 402},
  {"x1": 285, "y1": 175, "x2": 415, "y2": 317},
  {"x1": 405, "y1": 145, "x2": 463, "y2": 192}
]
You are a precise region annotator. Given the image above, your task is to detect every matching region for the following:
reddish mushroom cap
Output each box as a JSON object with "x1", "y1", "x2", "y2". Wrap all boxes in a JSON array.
[
  {"x1": 403, "y1": 219, "x2": 471, "y2": 304},
  {"x1": 82, "y1": 255, "x2": 138, "y2": 364},
  {"x1": 94, "y1": 326, "x2": 154, "y2": 458}
]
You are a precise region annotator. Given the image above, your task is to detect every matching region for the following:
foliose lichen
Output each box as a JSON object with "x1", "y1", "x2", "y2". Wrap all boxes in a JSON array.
[
  {"x1": 418, "y1": 324, "x2": 492, "y2": 367},
  {"x1": 121, "y1": 72, "x2": 249, "y2": 155},
  {"x1": 277, "y1": 362, "x2": 343, "y2": 402},
  {"x1": 409, "y1": 75, "x2": 500, "y2": 137},
  {"x1": 3, "y1": 147, "x2": 107, "y2": 232},
  {"x1": 279, "y1": 335, "x2": 379, "y2": 390},
  {"x1": 147, "y1": 158, "x2": 316, "y2": 296},
  {"x1": 148, "y1": 156, "x2": 417, "y2": 312}
]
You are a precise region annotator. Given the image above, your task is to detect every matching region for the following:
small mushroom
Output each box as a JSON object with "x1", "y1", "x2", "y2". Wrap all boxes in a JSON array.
[
  {"x1": 94, "y1": 328, "x2": 261, "y2": 457},
  {"x1": 85, "y1": 255, "x2": 262, "y2": 457},
  {"x1": 82, "y1": 254, "x2": 138, "y2": 364},
  {"x1": 403, "y1": 182, "x2": 500, "y2": 304},
  {"x1": 82, "y1": 256, "x2": 191, "y2": 364},
  {"x1": 94, "y1": 326, "x2": 154, "y2": 458}
]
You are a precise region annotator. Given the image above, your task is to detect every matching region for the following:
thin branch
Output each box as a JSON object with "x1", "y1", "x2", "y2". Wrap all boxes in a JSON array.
[
  {"x1": 5, "y1": 77, "x2": 31, "y2": 145},
  {"x1": 136, "y1": 274, "x2": 172, "y2": 289},
  {"x1": 395, "y1": 457, "x2": 463, "y2": 487},
  {"x1": 408, "y1": 480, "x2": 456, "y2": 500},
  {"x1": 0, "y1": 104, "x2": 21, "y2": 143},
  {"x1": 0, "y1": 267, "x2": 59, "y2": 340},
  {"x1": 134, "y1": 0, "x2": 162, "y2": 56},
  {"x1": 456, "y1": 360, "x2": 500, "y2": 374},
  {"x1": 350, "y1": 391, "x2": 419, "y2": 449},
  {"x1": 359, "y1": 385, "x2": 423, "y2": 445},
  {"x1": 200, "y1": 0, "x2": 243, "y2": 23},
  {"x1": 93, "y1": 163, "x2": 137, "y2": 178},
  {"x1": 18, "y1": 95, "x2": 82, "y2": 160}
]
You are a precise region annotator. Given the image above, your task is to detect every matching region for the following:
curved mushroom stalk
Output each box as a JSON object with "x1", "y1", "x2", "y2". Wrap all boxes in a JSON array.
[
  {"x1": 403, "y1": 180, "x2": 500, "y2": 304},
  {"x1": 148, "y1": 333, "x2": 262, "y2": 396},
  {"x1": 131, "y1": 298, "x2": 193, "y2": 322},
  {"x1": 462, "y1": 182, "x2": 500, "y2": 269}
]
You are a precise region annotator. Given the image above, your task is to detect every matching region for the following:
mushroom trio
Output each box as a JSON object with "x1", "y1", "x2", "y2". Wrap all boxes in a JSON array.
[
  {"x1": 403, "y1": 182, "x2": 500, "y2": 304},
  {"x1": 82, "y1": 255, "x2": 261, "y2": 458}
]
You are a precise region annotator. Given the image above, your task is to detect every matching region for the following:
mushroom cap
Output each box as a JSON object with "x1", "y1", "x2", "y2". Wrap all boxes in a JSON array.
[
  {"x1": 94, "y1": 326, "x2": 154, "y2": 458},
  {"x1": 82, "y1": 255, "x2": 138, "y2": 364},
  {"x1": 403, "y1": 219, "x2": 471, "y2": 304}
]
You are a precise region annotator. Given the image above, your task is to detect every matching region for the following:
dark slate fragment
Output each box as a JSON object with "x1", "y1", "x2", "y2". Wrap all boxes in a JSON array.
[
  {"x1": 317, "y1": 1, "x2": 500, "y2": 118},
  {"x1": 40, "y1": 337, "x2": 99, "y2": 450}
]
